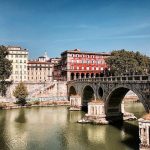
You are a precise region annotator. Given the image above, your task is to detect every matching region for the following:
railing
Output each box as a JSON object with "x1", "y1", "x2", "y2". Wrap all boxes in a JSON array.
[{"x1": 69, "y1": 75, "x2": 150, "y2": 83}]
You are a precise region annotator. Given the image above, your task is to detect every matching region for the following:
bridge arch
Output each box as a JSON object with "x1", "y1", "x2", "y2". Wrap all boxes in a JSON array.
[
  {"x1": 105, "y1": 85, "x2": 147, "y2": 120},
  {"x1": 82, "y1": 85, "x2": 95, "y2": 107},
  {"x1": 68, "y1": 86, "x2": 77, "y2": 100}
]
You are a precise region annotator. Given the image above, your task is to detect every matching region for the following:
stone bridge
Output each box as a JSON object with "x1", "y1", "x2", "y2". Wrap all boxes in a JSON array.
[{"x1": 67, "y1": 75, "x2": 150, "y2": 118}]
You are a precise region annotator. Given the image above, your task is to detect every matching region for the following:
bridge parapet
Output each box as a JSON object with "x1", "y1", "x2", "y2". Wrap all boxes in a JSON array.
[{"x1": 68, "y1": 75, "x2": 150, "y2": 83}]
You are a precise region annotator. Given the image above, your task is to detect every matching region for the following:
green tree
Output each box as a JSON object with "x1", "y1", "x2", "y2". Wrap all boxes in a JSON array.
[
  {"x1": 13, "y1": 82, "x2": 29, "y2": 106},
  {"x1": 106, "y1": 49, "x2": 150, "y2": 76},
  {"x1": 0, "y1": 45, "x2": 12, "y2": 96}
]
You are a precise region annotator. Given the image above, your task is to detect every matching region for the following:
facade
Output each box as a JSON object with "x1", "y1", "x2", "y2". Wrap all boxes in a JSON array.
[
  {"x1": 61, "y1": 49, "x2": 111, "y2": 81},
  {"x1": 6, "y1": 46, "x2": 28, "y2": 82},
  {"x1": 49, "y1": 58, "x2": 62, "y2": 81},
  {"x1": 28, "y1": 55, "x2": 53, "y2": 82}
]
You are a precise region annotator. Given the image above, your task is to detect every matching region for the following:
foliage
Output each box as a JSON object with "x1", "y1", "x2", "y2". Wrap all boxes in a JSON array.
[
  {"x1": 0, "y1": 45, "x2": 12, "y2": 96},
  {"x1": 105, "y1": 49, "x2": 150, "y2": 76},
  {"x1": 0, "y1": 102, "x2": 7, "y2": 109},
  {"x1": 13, "y1": 82, "x2": 29, "y2": 106}
]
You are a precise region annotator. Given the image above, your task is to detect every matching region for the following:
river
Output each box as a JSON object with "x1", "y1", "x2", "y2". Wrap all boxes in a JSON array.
[{"x1": 0, "y1": 102, "x2": 146, "y2": 150}]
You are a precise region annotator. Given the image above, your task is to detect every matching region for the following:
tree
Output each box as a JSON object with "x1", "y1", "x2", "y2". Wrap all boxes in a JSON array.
[
  {"x1": 13, "y1": 82, "x2": 29, "y2": 106},
  {"x1": 0, "y1": 45, "x2": 12, "y2": 96},
  {"x1": 105, "y1": 49, "x2": 150, "y2": 76}
]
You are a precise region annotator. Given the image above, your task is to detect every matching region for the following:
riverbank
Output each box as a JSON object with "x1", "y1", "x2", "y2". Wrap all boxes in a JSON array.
[{"x1": 0, "y1": 100, "x2": 70, "y2": 110}]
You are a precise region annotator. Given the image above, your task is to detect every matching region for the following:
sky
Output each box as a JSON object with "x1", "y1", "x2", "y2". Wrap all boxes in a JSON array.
[{"x1": 0, "y1": 0, "x2": 150, "y2": 59}]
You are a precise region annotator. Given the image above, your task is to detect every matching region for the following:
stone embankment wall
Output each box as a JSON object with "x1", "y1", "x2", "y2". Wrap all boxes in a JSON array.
[
  {"x1": 0, "y1": 81, "x2": 68, "y2": 102},
  {"x1": 0, "y1": 83, "x2": 138, "y2": 102}
]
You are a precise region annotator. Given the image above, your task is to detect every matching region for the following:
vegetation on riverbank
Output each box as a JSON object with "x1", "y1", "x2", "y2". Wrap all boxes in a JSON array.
[
  {"x1": 106, "y1": 49, "x2": 150, "y2": 76},
  {"x1": 13, "y1": 82, "x2": 29, "y2": 106},
  {"x1": 0, "y1": 45, "x2": 12, "y2": 97}
]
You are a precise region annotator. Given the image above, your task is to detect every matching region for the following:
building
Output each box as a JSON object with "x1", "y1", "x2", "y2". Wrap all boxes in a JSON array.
[
  {"x1": 6, "y1": 46, "x2": 28, "y2": 82},
  {"x1": 61, "y1": 49, "x2": 111, "y2": 81},
  {"x1": 28, "y1": 53, "x2": 53, "y2": 82},
  {"x1": 49, "y1": 58, "x2": 62, "y2": 81}
]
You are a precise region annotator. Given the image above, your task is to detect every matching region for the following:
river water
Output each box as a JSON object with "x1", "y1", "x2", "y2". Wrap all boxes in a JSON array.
[{"x1": 0, "y1": 103, "x2": 145, "y2": 150}]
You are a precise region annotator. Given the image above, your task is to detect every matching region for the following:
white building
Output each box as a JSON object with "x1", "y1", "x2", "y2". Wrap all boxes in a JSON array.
[{"x1": 6, "y1": 46, "x2": 28, "y2": 82}]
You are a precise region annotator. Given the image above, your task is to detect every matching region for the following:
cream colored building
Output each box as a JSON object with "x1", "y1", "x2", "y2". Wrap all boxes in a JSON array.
[
  {"x1": 28, "y1": 55, "x2": 53, "y2": 82},
  {"x1": 6, "y1": 46, "x2": 28, "y2": 82}
]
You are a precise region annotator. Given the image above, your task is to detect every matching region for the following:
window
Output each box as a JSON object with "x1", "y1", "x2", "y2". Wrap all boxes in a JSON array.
[{"x1": 87, "y1": 67, "x2": 89, "y2": 70}]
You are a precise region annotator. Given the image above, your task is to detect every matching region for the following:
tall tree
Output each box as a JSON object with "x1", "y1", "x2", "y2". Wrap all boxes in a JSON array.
[
  {"x1": 13, "y1": 81, "x2": 29, "y2": 106},
  {"x1": 106, "y1": 49, "x2": 150, "y2": 76},
  {"x1": 0, "y1": 45, "x2": 12, "y2": 96}
]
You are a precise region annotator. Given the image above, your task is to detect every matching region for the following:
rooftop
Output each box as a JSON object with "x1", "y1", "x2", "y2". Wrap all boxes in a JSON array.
[
  {"x1": 28, "y1": 61, "x2": 50, "y2": 64},
  {"x1": 61, "y1": 49, "x2": 111, "y2": 56}
]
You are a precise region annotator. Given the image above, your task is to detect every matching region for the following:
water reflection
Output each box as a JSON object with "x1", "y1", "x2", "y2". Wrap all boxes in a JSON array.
[
  {"x1": 15, "y1": 109, "x2": 27, "y2": 123},
  {"x1": 0, "y1": 110, "x2": 9, "y2": 150},
  {"x1": 0, "y1": 103, "x2": 146, "y2": 150}
]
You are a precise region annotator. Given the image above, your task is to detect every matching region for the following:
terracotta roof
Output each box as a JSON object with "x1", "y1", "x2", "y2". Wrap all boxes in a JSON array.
[
  {"x1": 61, "y1": 49, "x2": 111, "y2": 56},
  {"x1": 28, "y1": 61, "x2": 50, "y2": 64},
  {"x1": 143, "y1": 113, "x2": 150, "y2": 120}
]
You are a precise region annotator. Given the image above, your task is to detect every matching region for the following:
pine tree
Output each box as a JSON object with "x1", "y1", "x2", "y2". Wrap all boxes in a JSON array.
[
  {"x1": 0, "y1": 45, "x2": 12, "y2": 96},
  {"x1": 13, "y1": 82, "x2": 29, "y2": 106}
]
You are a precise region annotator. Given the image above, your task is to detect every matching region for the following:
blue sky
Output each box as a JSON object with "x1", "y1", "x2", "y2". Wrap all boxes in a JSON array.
[{"x1": 0, "y1": 0, "x2": 150, "y2": 58}]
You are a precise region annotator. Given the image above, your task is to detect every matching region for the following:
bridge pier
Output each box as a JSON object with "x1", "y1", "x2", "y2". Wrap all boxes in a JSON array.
[
  {"x1": 106, "y1": 103, "x2": 137, "y2": 122},
  {"x1": 78, "y1": 100, "x2": 109, "y2": 124},
  {"x1": 139, "y1": 114, "x2": 150, "y2": 150},
  {"x1": 69, "y1": 95, "x2": 82, "y2": 111}
]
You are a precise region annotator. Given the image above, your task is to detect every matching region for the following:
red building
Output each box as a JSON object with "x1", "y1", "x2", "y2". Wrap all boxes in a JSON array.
[{"x1": 61, "y1": 49, "x2": 111, "y2": 81}]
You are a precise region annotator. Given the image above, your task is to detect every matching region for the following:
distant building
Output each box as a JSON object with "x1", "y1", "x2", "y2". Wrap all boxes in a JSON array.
[
  {"x1": 61, "y1": 49, "x2": 111, "y2": 81},
  {"x1": 49, "y1": 57, "x2": 61, "y2": 65},
  {"x1": 28, "y1": 53, "x2": 53, "y2": 82},
  {"x1": 49, "y1": 58, "x2": 62, "y2": 81},
  {"x1": 6, "y1": 46, "x2": 28, "y2": 82}
]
